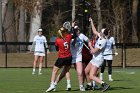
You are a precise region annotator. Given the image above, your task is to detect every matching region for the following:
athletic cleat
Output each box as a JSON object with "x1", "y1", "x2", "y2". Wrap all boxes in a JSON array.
[
  {"x1": 109, "y1": 78, "x2": 113, "y2": 81},
  {"x1": 38, "y1": 72, "x2": 42, "y2": 75},
  {"x1": 32, "y1": 72, "x2": 35, "y2": 75},
  {"x1": 52, "y1": 88, "x2": 56, "y2": 91},
  {"x1": 46, "y1": 85, "x2": 56, "y2": 92},
  {"x1": 102, "y1": 83, "x2": 110, "y2": 92},
  {"x1": 85, "y1": 85, "x2": 92, "y2": 90},
  {"x1": 93, "y1": 84, "x2": 100, "y2": 90},
  {"x1": 100, "y1": 76, "x2": 103, "y2": 81},
  {"x1": 66, "y1": 84, "x2": 71, "y2": 91},
  {"x1": 80, "y1": 86, "x2": 85, "y2": 91}
]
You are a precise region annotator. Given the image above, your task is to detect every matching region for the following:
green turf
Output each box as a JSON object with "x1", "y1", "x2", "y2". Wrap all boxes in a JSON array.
[{"x1": 0, "y1": 68, "x2": 140, "y2": 93}]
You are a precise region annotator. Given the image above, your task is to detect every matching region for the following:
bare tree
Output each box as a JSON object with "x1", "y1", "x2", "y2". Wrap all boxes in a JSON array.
[
  {"x1": 112, "y1": 0, "x2": 120, "y2": 43},
  {"x1": 2, "y1": 0, "x2": 8, "y2": 22},
  {"x1": 0, "y1": 1, "x2": 2, "y2": 40},
  {"x1": 18, "y1": 6, "x2": 26, "y2": 51},
  {"x1": 29, "y1": 0, "x2": 43, "y2": 43},
  {"x1": 1, "y1": 0, "x2": 8, "y2": 42},
  {"x1": 95, "y1": 0, "x2": 102, "y2": 32},
  {"x1": 111, "y1": 0, "x2": 127, "y2": 43},
  {"x1": 3, "y1": 0, "x2": 17, "y2": 52},
  {"x1": 132, "y1": 0, "x2": 139, "y2": 43},
  {"x1": 46, "y1": 0, "x2": 72, "y2": 37},
  {"x1": 0, "y1": 1, "x2": 2, "y2": 52},
  {"x1": 72, "y1": 0, "x2": 76, "y2": 22}
]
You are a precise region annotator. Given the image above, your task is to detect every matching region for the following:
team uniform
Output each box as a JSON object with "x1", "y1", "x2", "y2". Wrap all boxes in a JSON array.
[
  {"x1": 55, "y1": 34, "x2": 72, "y2": 68},
  {"x1": 103, "y1": 37, "x2": 115, "y2": 60},
  {"x1": 100, "y1": 37, "x2": 116, "y2": 81},
  {"x1": 82, "y1": 38, "x2": 96, "y2": 65},
  {"x1": 82, "y1": 42, "x2": 92, "y2": 65},
  {"x1": 31, "y1": 29, "x2": 49, "y2": 75},
  {"x1": 33, "y1": 35, "x2": 48, "y2": 56},
  {"x1": 90, "y1": 34, "x2": 107, "y2": 68},
  {"x1": 70, "y1": 33, "x2": 89, "y2": 91},
  {"x1": 70, "y1": 33, "x2": 89, "y2": 64}
]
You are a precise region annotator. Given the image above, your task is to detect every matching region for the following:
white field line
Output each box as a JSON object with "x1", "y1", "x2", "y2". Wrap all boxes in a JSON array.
[{"x1": 114, "y1": 70, "x2": 135, "y2": 74}]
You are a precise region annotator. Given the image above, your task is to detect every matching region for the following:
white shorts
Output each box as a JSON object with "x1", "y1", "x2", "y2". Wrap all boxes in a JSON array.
[
  {"x1": 34, "y1": 52, "x2": 45, "y2": 56},
  {"x1": 72, "y1": 55, "x2": 82, "y2": 64},
  {"x1": 90, "y1": 58, "x2": 104, "y2": 68},
  {"x1": 104, "y1": 55, "x2": 113, "y2": 60}
]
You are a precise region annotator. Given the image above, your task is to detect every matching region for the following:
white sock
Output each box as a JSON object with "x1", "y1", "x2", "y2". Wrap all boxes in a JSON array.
[
  {"x1": 92, "y1": 81, "x2": 95, "y2": 87},
  {"x1": 109, "y1": 75, "x2": 112, "y2": 79},
  {"x1": 100, "y1": 73, "x2": 103, "y2": 80},
  {"x1": 33, "y1": 68, "x2": 35, "y2": 72},
  {"x1": 67, "y1": 80, "x2": 71, "y2": 85},
  {"x1": 54, "y1": 82, "x2": 57, "y2": 86},
  {"x1": 50, "y1": 82, "x2": 55, "y2": 87},
  {"x1": 39, "y1": 68, "x2": 42, "y2": 73},
  {"x1": 80, "y1": 84, "x2": 84, "y2": 88},
  {"x1": 100, "y1": 73, "x2": 103, "y2": 76}
]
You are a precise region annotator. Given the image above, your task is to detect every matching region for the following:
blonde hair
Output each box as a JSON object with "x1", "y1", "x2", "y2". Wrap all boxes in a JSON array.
[{"x1": 57, "y1": 27, "x2": 68, "y2": 38}]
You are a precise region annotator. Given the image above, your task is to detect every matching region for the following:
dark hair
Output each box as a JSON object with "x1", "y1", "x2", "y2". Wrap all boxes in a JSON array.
[
  {"x1": 102, "y1": 28, "x2": 109, "y2": 36},
  {"x1": 74, "y1": 25, "x2": 80, "y2": 32},
  {"x1": 104, "y1": 29, "x2": 109, "y2": 36}
]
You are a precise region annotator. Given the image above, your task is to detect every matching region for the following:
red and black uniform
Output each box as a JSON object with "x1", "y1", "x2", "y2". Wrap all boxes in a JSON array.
[
  {"x1": 82, "y1": 39, "x2": 96, "y2": 65},
  {"x1": 55, "y1": 34, "x2": 72, "y2": 68}
]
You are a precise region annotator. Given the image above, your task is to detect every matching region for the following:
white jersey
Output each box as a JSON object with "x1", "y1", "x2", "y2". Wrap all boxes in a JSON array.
[
  {"x1": 103, "y1": 37, "x2": 115, "y2": 60},
  {"x1": 93, "y1": 34, "x2": 107, "y2": 60},
  {"x1": 70, "y1": 33, "x2": 89, "y2": 63},
  {"x1": 33, "y1": 35, "x2": 47, "y2": 53},
  {"x1": 90, "y1": 34, "x2": 107, "y2": 67}
]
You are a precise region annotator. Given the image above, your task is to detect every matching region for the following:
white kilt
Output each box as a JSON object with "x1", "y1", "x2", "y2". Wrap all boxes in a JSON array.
[
  {"x1": 90, "y1": 58, "x2": 104, "y2": 68},
  {"x1": 34, "y1": 52, "x2": 45, "y2": 56},
  {"x1": 72, "y1": 55, "x2": 82, "y2": 64}
]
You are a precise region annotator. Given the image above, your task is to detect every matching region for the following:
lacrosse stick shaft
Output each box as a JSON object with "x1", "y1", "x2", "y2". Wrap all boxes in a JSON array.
[
  {"x1": 103, "y1": 54, "x2": 115, "y2": 56},
  {"x1": 83, "y1": 43, "x2": 90, "y2": 50}
]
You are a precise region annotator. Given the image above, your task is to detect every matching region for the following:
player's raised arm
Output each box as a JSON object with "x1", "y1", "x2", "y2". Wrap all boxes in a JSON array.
[
  {"x1": 89, "y1": 17, "x2": 99, "y2": 36},
  {"x1": 70, "y1": 21, "x2": 77, "y2": 39}
]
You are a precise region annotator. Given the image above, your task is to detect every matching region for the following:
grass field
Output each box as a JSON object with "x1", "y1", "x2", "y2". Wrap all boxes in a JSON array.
[{"x1": 0, "y1": 68, "x2": 140, "y2": 93}]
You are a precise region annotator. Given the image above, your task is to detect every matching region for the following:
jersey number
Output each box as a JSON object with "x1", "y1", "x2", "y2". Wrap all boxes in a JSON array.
[{"x1": 64, "y1": 42, "x2": 68, "y2": 49}]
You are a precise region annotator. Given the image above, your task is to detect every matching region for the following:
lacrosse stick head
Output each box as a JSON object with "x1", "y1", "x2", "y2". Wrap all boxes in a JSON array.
[{"x1": 63, "y1": 21, "x2": 71, "y2": 32}]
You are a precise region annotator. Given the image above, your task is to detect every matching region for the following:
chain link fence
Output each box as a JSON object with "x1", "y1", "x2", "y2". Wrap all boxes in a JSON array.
[{"x1": 0, "y1": 42, "x2": 140, "y2": 68}]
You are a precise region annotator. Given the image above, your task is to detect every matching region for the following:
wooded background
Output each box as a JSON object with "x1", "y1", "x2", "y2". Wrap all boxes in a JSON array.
[{"x1": 0, "y1": 0, "x2": 140, "y2": 52}]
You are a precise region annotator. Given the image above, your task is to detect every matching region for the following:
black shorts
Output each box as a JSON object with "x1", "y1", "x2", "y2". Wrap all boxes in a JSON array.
[{"x1": 55, "y1": 56, "x2": 72, "y2": 68}]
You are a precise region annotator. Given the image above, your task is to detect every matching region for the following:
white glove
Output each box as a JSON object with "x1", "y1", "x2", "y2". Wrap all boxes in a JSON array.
[{"x1": 115, "y1": 52, "x2": 118, "y2": 56}]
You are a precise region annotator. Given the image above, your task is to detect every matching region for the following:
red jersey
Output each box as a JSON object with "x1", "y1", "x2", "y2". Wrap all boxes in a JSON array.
[
  {"x1": 55, "y1": 34, "x2": 72, "y2": 58},
  {"x1": 82, "y1": 39, "x2": 96, "y2": 63},
  {"x1": 82, "y1": 42, "x2": 92, "y2": 63},
  {"x1": 91, "y1": 39, "x2": 95, "y2": 48}
]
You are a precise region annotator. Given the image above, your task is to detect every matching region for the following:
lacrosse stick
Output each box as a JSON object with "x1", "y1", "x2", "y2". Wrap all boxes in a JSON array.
[
  {"x1": 63, "y1": 21, "x2": 71, "y2": 32},
  {"x1": 83, "y1": 43, "x2": 90, "y2": 50},
  {"x1": 103, "y1": 53, "x2": 118, "y2": 56}
]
